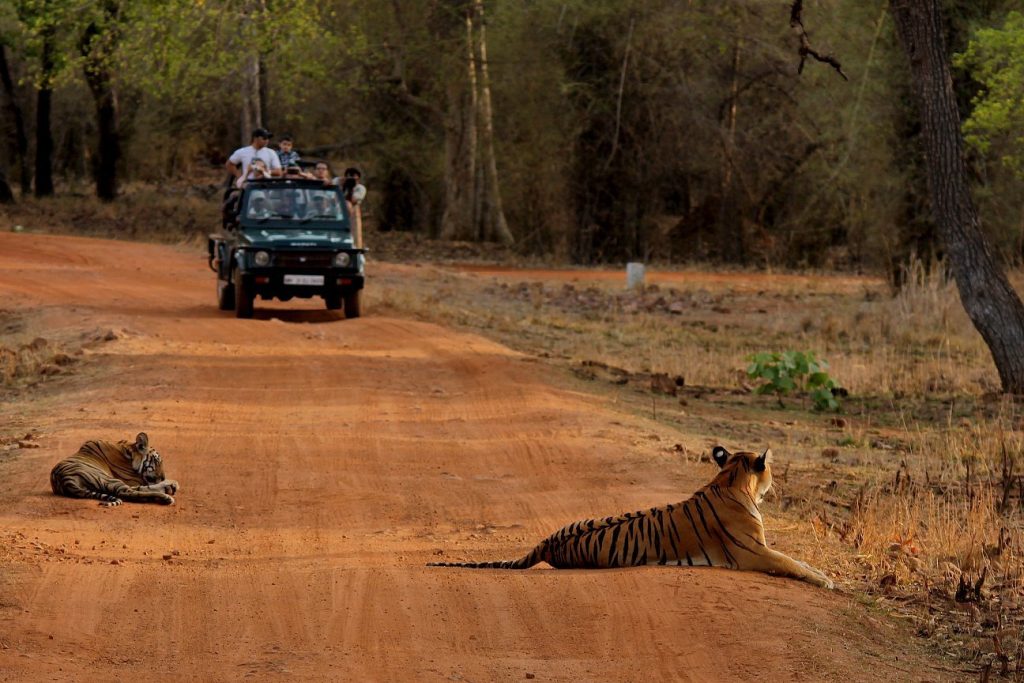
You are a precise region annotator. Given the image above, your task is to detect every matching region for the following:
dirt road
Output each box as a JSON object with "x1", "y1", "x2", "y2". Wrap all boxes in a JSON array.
[{"x1": 0, "y1": 233, "x2": 943, "y2": 681}]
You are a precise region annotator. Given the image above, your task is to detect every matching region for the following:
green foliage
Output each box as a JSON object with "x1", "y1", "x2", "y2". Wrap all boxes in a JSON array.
[
  {"x1": 120, "y1": 1, "x2": 344, "y2": 105},
  {"x1": 1, "y1": 0, "x2": 1022, "y2": 271},
  {"x1": 954, "y1": 11, "x2": 1024, "y2": 176},
  {"x1": 746, "y1": 351, "x2": 841, "y2": 411}
]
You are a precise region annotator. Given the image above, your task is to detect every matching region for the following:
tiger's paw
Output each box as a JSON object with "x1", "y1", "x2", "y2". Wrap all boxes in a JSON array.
[
  {"x1": 162, "y1": 480, "x2": 179, "y2": 495},
  {"x1": 160, "y1": 495, "x2": 175, "y2": 506},
  {"x1": 100, "y1": 499, "x2": 123, "y2": 507},
  {"x1": 798, "y1": 561, "x2": 834, "y2": 589}
]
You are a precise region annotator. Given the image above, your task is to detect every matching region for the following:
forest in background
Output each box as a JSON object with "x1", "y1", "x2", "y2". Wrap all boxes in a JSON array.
[{"x1": 0, "y1": 0, "x2": 1023, "y2": 273}]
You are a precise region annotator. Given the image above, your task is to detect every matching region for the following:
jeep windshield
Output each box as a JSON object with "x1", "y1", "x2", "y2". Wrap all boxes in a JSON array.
[{"x1": 242, "y1": 187, "x2": 348, "y2": 228}]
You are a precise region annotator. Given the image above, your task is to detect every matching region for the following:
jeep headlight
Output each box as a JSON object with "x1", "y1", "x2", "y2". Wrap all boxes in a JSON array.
[
  {"x1": 334, "y1": 252, "x2": 351, "y2": 267},
  {"x1": 253, "y1": 250, "x2": 270, "y2": 266}
]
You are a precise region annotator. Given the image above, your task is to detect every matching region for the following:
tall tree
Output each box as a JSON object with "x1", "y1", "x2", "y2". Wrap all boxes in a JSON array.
[
  {"x1": 13, "y1": 0, "x2": 74, "y2": 197},
  {"x1": 438, "y1": 0, "x2": 479, "y2": 241},
  {"x1": 239, "y1": 50, "x2": 262, "y2": 142},
  {"x1": 887, "y1": 0, "x2": 1024, "y2": 392},
  {"x1": 563, "y1": 13, "x2": 646, "y2": 263},
  {"x1": 473, "y1": 0, "x2": 512, "y2": 244},
  {"x1": 238, "y1": 0, "x2": 264, "y2": 144},
  {"x1": 0, "y1": 44, "x2": 31, "y2": 195},
  {"x1": 378, "y1": 0, "x2": 510, "y2": 242},
  {"x1": 437, "y1": 0, "x2": 512, "y2": 243},
  {"x1": 33, "y1": 20, "x2": 55, "y2": 197},
  {"x1": 80, "y1": 0, "x2": 122, "y2": 201}
]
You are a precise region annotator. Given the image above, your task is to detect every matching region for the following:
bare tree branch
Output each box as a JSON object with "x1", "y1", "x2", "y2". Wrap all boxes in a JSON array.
[
  {"x1": 605, "y1": 15, "x2": 634, "y2": 170},
  {"x1": 790, "y1": 0, "x2": 848, "y2": 81}
]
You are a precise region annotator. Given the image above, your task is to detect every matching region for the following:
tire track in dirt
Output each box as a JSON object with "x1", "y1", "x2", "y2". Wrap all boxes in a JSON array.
[{"x1": 0, "y1": 232, "x2": 949, "y2": 681}]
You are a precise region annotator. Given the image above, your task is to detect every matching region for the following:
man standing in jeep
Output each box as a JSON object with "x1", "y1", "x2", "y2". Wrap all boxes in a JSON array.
[{"x1": 225, "y1": 128, "x2": 283, "y2": 189}]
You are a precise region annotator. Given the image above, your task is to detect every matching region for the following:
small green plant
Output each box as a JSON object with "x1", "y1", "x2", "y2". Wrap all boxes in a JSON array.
[{"x1": 746, "y1": 350, "x2": 841, "y2": 411}]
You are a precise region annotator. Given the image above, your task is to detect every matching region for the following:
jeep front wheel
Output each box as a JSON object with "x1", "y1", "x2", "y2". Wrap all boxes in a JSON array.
[
  {"x1": 324, "y1": 292, "x2": 342, "y2": 310},
  {"x1": 343, "y1": 290, "x2": 362, "y2": 319},
  {"x1": 234, "y1": 271, "x2": 254, "y2": 319}
]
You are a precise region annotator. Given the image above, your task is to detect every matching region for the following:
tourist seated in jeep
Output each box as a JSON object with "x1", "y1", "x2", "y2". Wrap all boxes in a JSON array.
[
  {"x1": 244, "y1": 158, "x2": 272, "y2": 183},
  {"x1": 246, "y1": 193, "x2": 274, "y2": 219},
  {"x1": 311, "y1": 161, "x2": 333, "y2": 186},
  {"x1": 306, "y1": 190, "x2": 341, "y2": 219}
]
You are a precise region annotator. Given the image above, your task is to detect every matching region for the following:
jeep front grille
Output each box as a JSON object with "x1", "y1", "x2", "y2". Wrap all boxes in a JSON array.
[{"x1": 276, "y1": 252, "x2": 334, "y2": 268}]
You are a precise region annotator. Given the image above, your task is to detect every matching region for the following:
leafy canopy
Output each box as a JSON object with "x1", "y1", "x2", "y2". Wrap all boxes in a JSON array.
[{"x1": 955, "y1": 11, "x2": 1024, "y2": 176}]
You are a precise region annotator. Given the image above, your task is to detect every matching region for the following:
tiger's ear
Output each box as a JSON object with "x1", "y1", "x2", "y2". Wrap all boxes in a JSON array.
[
  {"x1": 135, "y1": 432, "x2": 149, "y2": 451},
  {"x1": 754, "y1": 448, "x2": 772, "y2": 472},
  {"x1": 712, "y1": 446, "x2": 730, "y2": 468}
]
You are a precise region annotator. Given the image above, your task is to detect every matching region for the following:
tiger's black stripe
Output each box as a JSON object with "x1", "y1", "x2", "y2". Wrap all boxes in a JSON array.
[{"x1": 427, "y1": 448, "x2": 833, "y2": 591}]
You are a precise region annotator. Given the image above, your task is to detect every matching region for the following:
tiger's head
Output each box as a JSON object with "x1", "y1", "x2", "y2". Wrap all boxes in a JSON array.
[
  {"x1": 128, "y1": 432, "x2": 165, "y2": 485},
  {"x1": 711, "y1": 445, "x2": 773, "y2": 503}
]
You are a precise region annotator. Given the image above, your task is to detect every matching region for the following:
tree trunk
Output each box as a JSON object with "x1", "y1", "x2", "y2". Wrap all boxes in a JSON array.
[
  {"x1": 380, "y1": 0, "x2": 445, "y2": 235},
  {"x1": 240, "y1": 52, "x2": 262, "y2": 144},
  {"x1": 439, "y1": 6, "x2": 478, "y2": 241},
  {"x1": 465, "y1": 7, "x2": 480, "y2": 237},
  {"x1": 34, "y1": 29, "x2": 55, "y2": 198},
  {"x1": 890, "y1": 0, "x2": 1024, "y2": 393},
  {"x1": 80, "y1": 1, "x2": 122, "y2": 201},
  {"x1": 258, "y1": 53, "x2": 269, "y2": 133},
  {"x1": 90, "y1": 85, "x2": 120, "y2": 201},
  {"x1": 717, "y1": 35, "x2": 745, "y2": 262},
  {"x1": 0, "y1": 45, "x2": 31, "y2": 196},
  {"x1": 474, "y1": 0, "x2": 513, "y2": 245},
  {"x1": 0, "y1": 172, "x2": 14, "y2": 204}
]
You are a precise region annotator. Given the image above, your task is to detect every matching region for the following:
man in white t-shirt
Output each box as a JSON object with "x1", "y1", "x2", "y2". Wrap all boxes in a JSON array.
[{"x1": 225, "y1": 128, "x2": 282, "y2": 188}]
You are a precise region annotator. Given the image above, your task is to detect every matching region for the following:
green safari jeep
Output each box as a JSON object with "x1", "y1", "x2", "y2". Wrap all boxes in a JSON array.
[{"x1": 208, "y1": 178, "x2": 366, "y2": 319}]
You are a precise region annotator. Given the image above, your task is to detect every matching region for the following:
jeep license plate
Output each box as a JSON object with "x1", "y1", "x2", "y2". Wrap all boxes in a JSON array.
[{"x1": 283, "y1": 274, "x2": 324, "y2": 286}]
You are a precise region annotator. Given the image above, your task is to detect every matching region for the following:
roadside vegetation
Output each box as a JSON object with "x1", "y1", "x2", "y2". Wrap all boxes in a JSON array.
[
  {"x1": 366, "y1": 255, "x2": 1024, "y2": 680},
  {"x1": 0, "y1": 333, "x2": 78, "y2": 390}
]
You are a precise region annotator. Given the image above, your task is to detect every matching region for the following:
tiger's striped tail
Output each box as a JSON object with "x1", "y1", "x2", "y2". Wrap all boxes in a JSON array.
[
  {"x1": 75, "y1": 488, "x2": 123, "y2": 506},
  {"x1": 427, "y1": 542, "x2": 547, "y2": 569}
]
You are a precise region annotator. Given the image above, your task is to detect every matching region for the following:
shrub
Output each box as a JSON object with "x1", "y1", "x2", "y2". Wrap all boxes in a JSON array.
[{"x1": 746, "y1": 350, "x2": 841, "y2": 411}]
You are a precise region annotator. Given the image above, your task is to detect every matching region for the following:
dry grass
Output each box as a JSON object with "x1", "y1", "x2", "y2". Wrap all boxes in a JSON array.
[
  {"x1": 368, "y1": 254, "x2": 1024, "y2": 678},
  {"x1": 370, "y1": 257, "x2": 1001, "y2": 396},
  {"x1": 0, "y1": 337, "x2": 78, "y2": 389},
  {"x1": 0, "y1": 181, "x2": 220, "y2": 244},
  {"x1": 0, "y1": 309, "x2": 122, "y2": 395},
  {"x1": 794, "y1": 418, "x2": 1024, "y2": 678}
]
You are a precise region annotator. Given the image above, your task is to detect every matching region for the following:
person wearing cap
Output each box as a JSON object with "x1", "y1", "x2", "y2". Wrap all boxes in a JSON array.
[{"x1": 225, "y1": 128, "x2": 283, "y2": 189}]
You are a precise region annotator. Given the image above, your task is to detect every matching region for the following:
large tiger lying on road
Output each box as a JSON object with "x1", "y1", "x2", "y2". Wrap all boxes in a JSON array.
[
  {"x1": 429, "y1": 446, "x2": 833, "y2": 588},
  {"x1": 50, "y1": 432, "x2": 179, "y2": 507}
]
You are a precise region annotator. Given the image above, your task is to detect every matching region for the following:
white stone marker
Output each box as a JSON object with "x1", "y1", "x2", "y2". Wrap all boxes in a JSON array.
[{"x1": 626, "y1": 262, "x2": 646, "y2": 289}]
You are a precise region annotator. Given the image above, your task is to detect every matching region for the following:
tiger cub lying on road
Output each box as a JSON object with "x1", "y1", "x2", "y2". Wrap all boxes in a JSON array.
[
  {"x1": 50, "y1": 433, "x2": 179, "y2": 507},
  {"x1": 430, "y1": 446, "x2": 833, "y2": 588}
]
